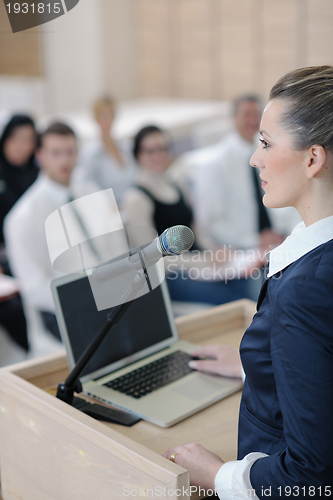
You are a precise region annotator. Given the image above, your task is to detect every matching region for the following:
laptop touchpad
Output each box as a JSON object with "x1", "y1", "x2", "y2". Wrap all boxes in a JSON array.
[{"x1": 172, "y1": 376, "x2": 223, "y2": 401}]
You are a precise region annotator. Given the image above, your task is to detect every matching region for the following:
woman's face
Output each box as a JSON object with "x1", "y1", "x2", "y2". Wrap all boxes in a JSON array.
[
  {"x1": 4, "y1": 125, "x2": 37, "y2": 166},
  {"x1": 137, "y1": 132, "x2": 170, "y2": 173},
  {"x1": 250, "y1": 99, "x2": 309, "y2": 210},
  {"x1": 95, "y1": 105, "x2": 114, "y2": 134}
]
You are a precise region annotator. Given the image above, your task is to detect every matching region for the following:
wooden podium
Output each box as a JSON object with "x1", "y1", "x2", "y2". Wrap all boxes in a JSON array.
[{"x1": 0, "y1": 299, "x2": 255, "y2": 500}]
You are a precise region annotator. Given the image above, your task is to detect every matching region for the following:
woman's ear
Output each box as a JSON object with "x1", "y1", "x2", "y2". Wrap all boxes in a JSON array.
[{"x1": 306, "y1": 145, "x2": 327, "y2": 179}]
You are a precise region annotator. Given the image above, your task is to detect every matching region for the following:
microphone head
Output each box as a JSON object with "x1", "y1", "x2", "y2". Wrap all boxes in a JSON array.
[{"x1": 160, "y1": 225, "x2": 195, "y2": 255}]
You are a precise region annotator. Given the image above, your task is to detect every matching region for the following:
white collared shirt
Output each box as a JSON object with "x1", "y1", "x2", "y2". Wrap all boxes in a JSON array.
[
  {"x1": 4, "y1": 174, "x2": 98, "y2": 312},
  {"x1": 267, "y1": 215, "x2": 333, "y2": 277},
  {"x1": 214, "y1": 214, "x2": 333, "y2": 499}
]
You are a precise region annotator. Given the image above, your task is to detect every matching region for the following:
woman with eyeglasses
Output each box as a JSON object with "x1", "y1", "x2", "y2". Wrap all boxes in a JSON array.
[{"x1": 127, "y1": 125, "x2": 194, "y2": 238}]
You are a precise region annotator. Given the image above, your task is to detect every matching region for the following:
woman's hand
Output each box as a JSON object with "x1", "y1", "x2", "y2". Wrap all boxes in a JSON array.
[
  {"x1": 189, "y1": 344, "x2": 243, "y2": 379},
  {"x1": 162, "y1": 443, "x2": 224, "y2": 490}
]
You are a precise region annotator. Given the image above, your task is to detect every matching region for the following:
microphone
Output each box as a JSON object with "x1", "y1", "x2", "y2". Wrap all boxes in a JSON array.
[{"x1": 92, "y1": 225, "x2": 194, "y2": 282}]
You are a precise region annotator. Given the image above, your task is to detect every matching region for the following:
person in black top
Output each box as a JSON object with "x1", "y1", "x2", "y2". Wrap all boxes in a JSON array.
[
  {"x1": 0, "y1": 114, "x2": 39, "y2": 353},
  {"x1": 0, "y1": 114, "x2": 39, "y2": 247},
  {"x1": 131, "y1": 125, "x2": 196, "y2": 238}
]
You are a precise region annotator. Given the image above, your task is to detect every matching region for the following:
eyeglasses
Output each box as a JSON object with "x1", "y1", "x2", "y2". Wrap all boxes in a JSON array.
[{"x1": 139, "y1": 146, "x2": 169, "y2": 155}]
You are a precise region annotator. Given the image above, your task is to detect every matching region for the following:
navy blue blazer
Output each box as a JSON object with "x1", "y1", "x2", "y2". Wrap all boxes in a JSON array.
[{"x1": 238, "y1": 240, "x2": 333, "y2": 499}]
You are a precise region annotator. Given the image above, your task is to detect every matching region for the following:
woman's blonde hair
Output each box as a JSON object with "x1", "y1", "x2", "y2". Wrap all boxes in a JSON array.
[{"x1": 269, "y1": 66, "x2": 333, "y2": 153}]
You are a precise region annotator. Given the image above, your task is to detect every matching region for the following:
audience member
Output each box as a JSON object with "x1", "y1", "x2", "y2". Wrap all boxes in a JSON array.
[
  {"x1": 0, "y1": 114, "x2": 39, "y2": 258},
  {"x1": 193, "y1": 95, "x2": 301, "y2": 253},
  {"x1": 4, "y1": 122, "x2": 101, "y2": 341},
  {"x1": 0, "y1": 114, "x2": 39, "y2": 352},
  {"x1": 75, "y1": 96, "x2": 136, "y2": 207},
  {"x1": 123, "y1": 125, "x2": 257, "y2": 305},
  {"x1": 124, "y1": 125, "x2": 195, "y2": 238}
]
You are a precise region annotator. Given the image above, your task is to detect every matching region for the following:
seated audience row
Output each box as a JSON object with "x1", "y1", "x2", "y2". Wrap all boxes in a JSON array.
[{"x1": 0, "y1": 94, "x2": 301, "y2": 358}]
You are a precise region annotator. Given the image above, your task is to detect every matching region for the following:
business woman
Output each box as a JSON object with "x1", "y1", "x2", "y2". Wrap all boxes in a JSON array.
[{"x1": 163, "y1": 66, "x2": 333, "y2": 499}]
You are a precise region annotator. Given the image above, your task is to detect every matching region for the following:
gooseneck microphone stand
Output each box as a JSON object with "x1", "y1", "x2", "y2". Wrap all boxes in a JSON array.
[{"x1": 56, "y1": 253, "x2": 152, "y2": 426}]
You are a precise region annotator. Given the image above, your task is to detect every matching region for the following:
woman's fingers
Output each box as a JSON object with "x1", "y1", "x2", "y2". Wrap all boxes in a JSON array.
[
  {"x1": 162, "y1": 446, "x2": 184, "y2": 462},
  {"x1": 189, "y1": 345, "x2": 243, "y2": 378},
  {"x1": 162, "y1": 443, "x2": 224, "y2": 490},
  {"x1": 188, "y1": 359, "x2": 222, "y2": 375},
  {"x1": 190, "y1": 345, "x2": 222, "y2": 358}
]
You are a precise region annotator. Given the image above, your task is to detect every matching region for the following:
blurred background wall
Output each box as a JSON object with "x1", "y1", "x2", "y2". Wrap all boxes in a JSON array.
[{"x1": 1, "y1": 0, "x2": 333, "y2": 117}]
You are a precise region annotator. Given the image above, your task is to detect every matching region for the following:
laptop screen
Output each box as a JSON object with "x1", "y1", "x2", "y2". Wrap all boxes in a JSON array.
[{"x1": 55, "y1": 275, "x2": 176, "y2": 379}]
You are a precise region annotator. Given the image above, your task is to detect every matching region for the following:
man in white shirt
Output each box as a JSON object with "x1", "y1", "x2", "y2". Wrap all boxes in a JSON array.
[
  {"x1": 4, "y1": 123, "x2": 98, "y2": 339},
  {"x1": 193, "y1": 96, "x2": 301, "y2": 253}
]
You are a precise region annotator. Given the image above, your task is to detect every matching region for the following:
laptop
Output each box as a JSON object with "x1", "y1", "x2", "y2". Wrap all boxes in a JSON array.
[{"x1": 51, "y1": 271, "x2": 243, "y2": 427}]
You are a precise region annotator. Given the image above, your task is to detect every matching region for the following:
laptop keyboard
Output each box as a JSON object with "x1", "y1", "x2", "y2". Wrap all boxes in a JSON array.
[{"x1": 103, "y1": 350, "x2": 194, "y2": 399}]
